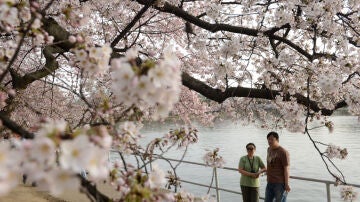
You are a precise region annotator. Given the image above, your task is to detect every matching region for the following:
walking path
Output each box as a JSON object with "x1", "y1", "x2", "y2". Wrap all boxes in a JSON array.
[
  {"x1": 0, "y1": 183, "x2": 119, "y2": 202},
  {"x1": 0, "y1": 185, "x2": 66, "y2": 202}
]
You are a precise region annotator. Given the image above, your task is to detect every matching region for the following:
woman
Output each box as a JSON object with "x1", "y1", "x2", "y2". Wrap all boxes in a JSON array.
[{"x1": 238, "y1": 143, "x2": 266, "y2": 202}]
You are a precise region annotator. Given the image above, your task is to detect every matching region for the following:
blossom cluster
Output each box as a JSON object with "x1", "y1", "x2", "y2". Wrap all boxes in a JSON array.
[
  {"x1": 340, "y1": 185, "x2": 358, "y2": 201},
  {"x1": 165, "y1": 170, "x2": 181, "y2": 190},
  {"x1": 109, "y1": 163, "x2": 174, "y2": 201},
  {"x1": 71, "y1": 40, "x2": 112, "y2": 76},
  {"x1": 345, "y1": 85, "x2": 360, "y2": 116},
  {"x1": 0, "y1": 1, "x2": 53, "y2": 47},
  {"x1": 203, "y1": 148, "x2": 225, "y2": 168},
  {"x1": 59, "y1": 2, "x2": 90, "y2": 27},
  {"x1": 206, "y1": 3, "x2": 222, "y2": 20},
  {"x1": 174, "y1": 190, "x2": 195, "y2": 201},
  {"x1": 144, "y1": 127, "x2": 199, "y2": 159},
  {"x1": 173, "y1": 191, "x2": 216, "y2": 202},
  {"x1": 173, "y1": 88, "x2": 215, "y2": 125},
  {"x1": 113, "y1": 121, "x2": 142, "y2": 154},
  {"x1": 0, "y1": 119, "x2": 111, "y2": 196},
  {"x1": 164, "y1": 127, "x2": 199, "y2": 148},
  {"x1": 154, "y1": 0, "x2": 166, "y2": 7},
  {"x1": 0, "y1": 40, "x2": 17, "y2": 68},
  {"x1": 317, "y1": 73, "x2": 342, "y2": 95},
  {"x1": 110, "y1": 47, "x2": 182, "y2": 120},
  {"x1": 274, "y1": 96, "x2": 306, "y2": 133},
  {"x1": 0, "y1": 91, "x2": 9, "y2": 109},
  {"x1": 325, "y1": 144, "x2": 348, "y2": 159},
  {"x1": 30, "y1": 17, "x2": 54, "y2": 46},
  {"x1": 325, "y1": 121, "x2": 335, "y2": 133},
  {"x1": 0, "y1": 1, "x2": 21, "y2": 32}
]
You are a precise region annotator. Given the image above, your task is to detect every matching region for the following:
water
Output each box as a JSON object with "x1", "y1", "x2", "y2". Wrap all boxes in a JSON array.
[{"x1": 112, "y1": 116, "x2": 360, "y2": 202}]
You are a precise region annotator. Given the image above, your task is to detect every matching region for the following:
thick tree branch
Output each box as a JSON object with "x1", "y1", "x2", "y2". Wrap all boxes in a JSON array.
[
  {"x1": 0, "y1": 112, "x2": 34, "y2": 139},
  {"x1": 135, "y1": 1, "x2": 317, "y2": 60},
  {"x1": 154, "y1": 2, "x2": 259, "y2": 36},
  {"x1": 7, "y1": 16, "x2": 348, "y2": 120},
  {"x1": 79, "y1": 175, "x2": 111, "y2": 202},
  {"x1": 11, "y1": 18, "x2": 74, "y2": 89},
  {"x1": 181, "y1": 72, "x2": 347, "y2": 116},
  {"x1": 181, "y1": 72, "x2": 278, "y2": 102},
  {"x1": 11, "y1": 17, "x2": 125, "y2": 90}
]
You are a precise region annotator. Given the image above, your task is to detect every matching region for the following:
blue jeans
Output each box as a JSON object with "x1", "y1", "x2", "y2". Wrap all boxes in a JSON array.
[{"x1": 265, "y1": 183, "x2": 287, "y2": 202}]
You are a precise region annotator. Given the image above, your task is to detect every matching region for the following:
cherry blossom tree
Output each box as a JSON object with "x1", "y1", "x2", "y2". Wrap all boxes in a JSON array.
[{"x1": 0, "y1": 0, "x2": 359, "y2": 201}]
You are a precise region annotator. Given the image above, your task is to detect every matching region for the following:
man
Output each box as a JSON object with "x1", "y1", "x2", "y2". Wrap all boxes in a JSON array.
[{"x1": 265, "y1": 131, "x2": 290, "y2": 202}]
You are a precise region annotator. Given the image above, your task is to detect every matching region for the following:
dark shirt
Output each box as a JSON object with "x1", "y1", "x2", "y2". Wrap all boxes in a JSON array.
[{"x1": 267, "y1": 146, "x2": 290, "y2": 183}]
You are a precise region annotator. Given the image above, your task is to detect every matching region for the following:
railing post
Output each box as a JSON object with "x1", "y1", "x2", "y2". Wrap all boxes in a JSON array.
[
  {"x1": 326, "y1": 183, "x2": 331, "y2": 202},
  {"x1": 214, "y1": 167, "x2": 220, "y2": 202}
]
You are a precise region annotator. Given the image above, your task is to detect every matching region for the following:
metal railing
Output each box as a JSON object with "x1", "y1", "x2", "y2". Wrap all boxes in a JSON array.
[
  {"x1": 108, "y1": 151, "x2": 359, "y2": 202},
  {"x1": 144, "y1": 156, "x2": 360, "y2": 202}
]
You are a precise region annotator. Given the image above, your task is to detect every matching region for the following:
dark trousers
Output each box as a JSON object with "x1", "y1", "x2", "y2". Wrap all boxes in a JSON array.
[
  {"x1": 241, "y1": 186, "x2": 259, "y2": 202},
  {"x1": 265, "y1": 183, "x2": 287, "y2": 202}
]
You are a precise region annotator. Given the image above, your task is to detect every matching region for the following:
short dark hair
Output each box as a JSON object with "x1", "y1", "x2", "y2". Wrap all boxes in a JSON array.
[
  {"x1": 246, "y1": 143, "x2": 256, "y2": 149},
  {"x1": 267, "y1": 131, "x2": 279, "y2": 140}
]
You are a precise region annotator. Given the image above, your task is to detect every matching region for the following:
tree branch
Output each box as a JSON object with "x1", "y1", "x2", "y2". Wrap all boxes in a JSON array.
[
  {"x1": 181, "y1": 72, "x2": 347, "y2": 116},
  {"x1": 11, "y1": 17, "x2": 74, "y2": 89},
  {"x1": 110, "y1": 3, "x2": 153, "y2": 48},
  {"x1": 154, "y1": 1, "x2": 259, "y2": 36},
  {"x1": 7, "y1": 16, "x2": 348, "y2": 119},
  {"x1": 0, "y1": 111, "x2": 34, "y2": 139},
  {"x1": 79, "y1": 175, "x2": 111, "y2": 202},
  {"x1": 135, "y1": 1, "x2": 317, "y2": 60}
]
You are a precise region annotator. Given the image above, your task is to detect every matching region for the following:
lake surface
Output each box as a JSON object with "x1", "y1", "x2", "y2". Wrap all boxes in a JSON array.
[{"x1": 112, "y1": 116, "x2": 360, "y2": 202}]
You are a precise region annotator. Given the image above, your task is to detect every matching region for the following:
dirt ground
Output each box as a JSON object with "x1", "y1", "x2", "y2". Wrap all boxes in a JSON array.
[
  {"x1": 0, "y1": 185, "x2": 67, "y2": 202},
  {"x1": 0, "y1": 183, "x2": 120, "y2": 202}
]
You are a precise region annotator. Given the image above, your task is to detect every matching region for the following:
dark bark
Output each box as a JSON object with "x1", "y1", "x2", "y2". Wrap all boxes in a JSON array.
[
  {"x1": 111, "y1": 3, "x2": 152, "y2": 48},
  {"x1": 80, "y1": 175, "x2": 112, "y2": 202},
  {"x1": 0, "y1": 112, "x2": 34, "y2": 139},
  {"x1": 181, "y1": 72, "x2": 347, "y2": 116},
  {"x1": 11, "y1": 18, "x2": 74, "y2": 89}
]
